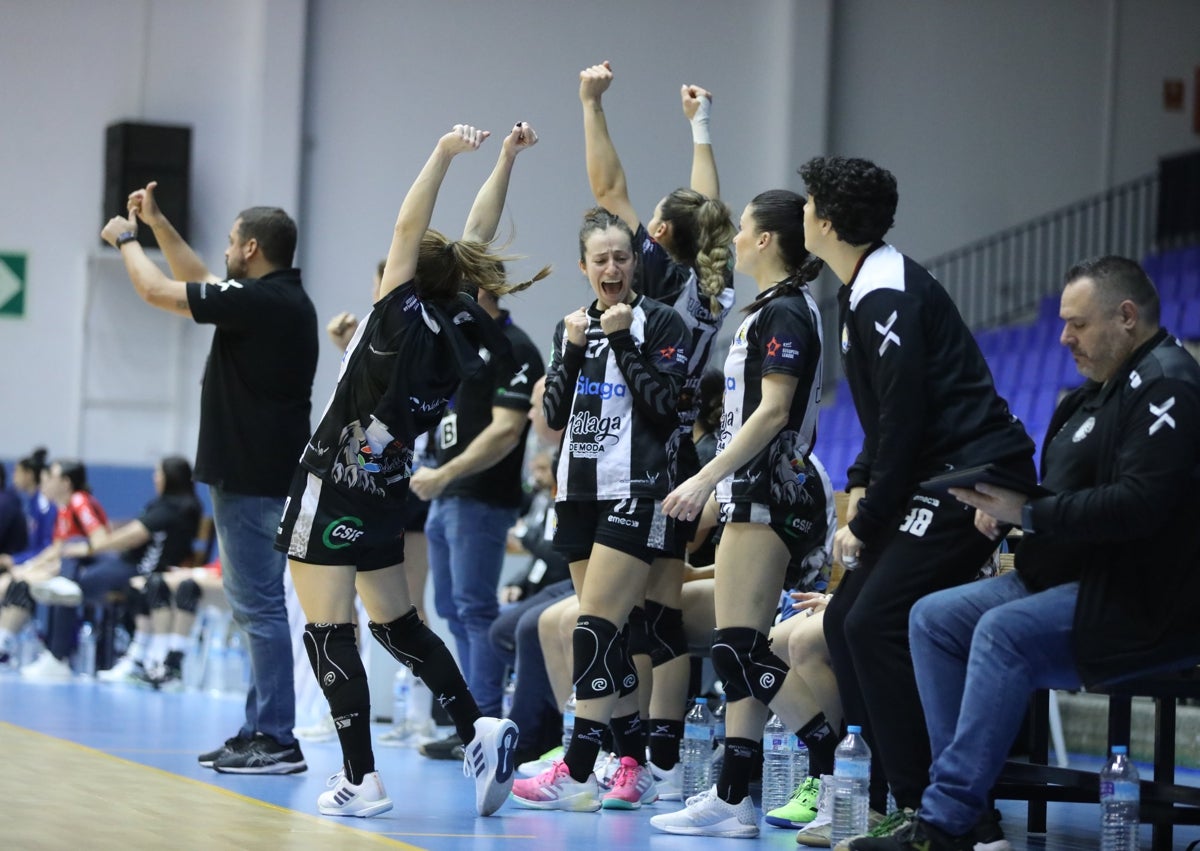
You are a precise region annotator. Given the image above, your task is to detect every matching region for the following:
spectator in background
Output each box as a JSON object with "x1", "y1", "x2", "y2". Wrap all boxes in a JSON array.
[
  {"x1": 0, "y1": 463, "x2": 28, "y2": 560},
  {"x1": 0, "y1": 460, "x2": 109, "y2": 678},
  {"x1": 0, "y1": 448, "x2": 55, "y2": 572}
]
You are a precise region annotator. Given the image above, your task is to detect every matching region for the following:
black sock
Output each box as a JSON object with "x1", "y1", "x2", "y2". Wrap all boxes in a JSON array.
[
  {"x1": 716, "y1": 737, "x2": 759, "y2": 804},
  {"x1": 648, "y1": 718, "x2": 683, "y2": 769},
  {"x1": 564, "y1": 716, "x2": 607, "y2": 782},
  {"x1": 303, "y1": 623, "x2": 374, "y2": 784},
  {"x1": 163, "y1": 649, "x2": 184, "y2": 674},
  {"x1": 610, "y1": 712, "x2": 646, "y2": 763},
  {"x1": 798, "y1": 713, "x2": 838, "y2": 777}
]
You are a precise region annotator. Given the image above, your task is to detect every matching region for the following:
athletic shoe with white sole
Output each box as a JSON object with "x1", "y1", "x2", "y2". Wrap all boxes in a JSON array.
[
  {"x1": 650, "y1": 759, "x2": 683, "y2": 801},
  {"x1": 510, "y1": 759, "x2": 602, "y2": 812},
  {"x1": 462, "y1": 716, "x2": 518, "y2": 817},
  {"x1": 517, "y1": 745, "x2": 564, "y2": 777},
  {"x1": 318, "y1": 770, "x2": 393, "y2": 818},
  {"x1": 649, "y1": 784, "x2": 759, "y2": 838},
  {"x1": 767, "y1": 775, "x2": 822, "y2": 828},
  {"x1": 19, "y1": 651, "x2": 73, "y2": 682},
  {"x1": 212, "y1": 732, "x2": 307, "y2": 774},
  {"x1": 30, "y1": 575, "x2": 83, "y2": 606},
  {"x1": 601, "y1": 756, "x2": 658, "y2": 809}
]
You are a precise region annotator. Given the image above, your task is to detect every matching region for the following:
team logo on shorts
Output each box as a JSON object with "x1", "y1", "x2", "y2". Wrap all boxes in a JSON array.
[
  {"x1": 623, "y1": 674, "x2": 637, "y2": 689},
  {"x1": 323, "y1": 672, "x2": 336, "y2": 686},
  {"x1": 591, "y1": 677, "x2": 608, "y2": 692},
  {"x1": 759, "y1": 672, "x2": 777, "y2": 690},
  {"x1": 323, "y1": 515, "x2": 366, "y2": 549}
]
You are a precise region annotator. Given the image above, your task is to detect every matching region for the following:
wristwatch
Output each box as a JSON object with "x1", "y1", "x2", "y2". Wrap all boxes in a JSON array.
[{"x1": 115, "y1": 231, "x2": 138, "y2": 248}]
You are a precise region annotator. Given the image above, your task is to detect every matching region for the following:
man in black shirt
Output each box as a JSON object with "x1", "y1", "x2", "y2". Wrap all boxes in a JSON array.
[
  {"x1": 852, "y1": 258, "x2": 1200, "y2": 851},
  {"x1": 797, "y1": 156, "x2": 1035, "y2": 837},
  {"x1": 102, "y1": 184, "x2": 317, "y2": 775}
]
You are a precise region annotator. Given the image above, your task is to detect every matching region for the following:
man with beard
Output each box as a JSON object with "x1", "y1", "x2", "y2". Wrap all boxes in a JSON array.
[{"x1": 102, "y1": 185, "x2": 317, "y2": 774}]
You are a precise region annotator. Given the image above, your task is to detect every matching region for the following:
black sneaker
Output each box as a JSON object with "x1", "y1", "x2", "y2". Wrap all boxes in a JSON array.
[
  {"x1": 199, "y1": 734, "x2": 252, "y2": 768},
  {"x1": 212, "y1": 732, "x2": 306, "y2": 774},
  {"x1": 970, "y1": 809, "x2": 1011, "y2": 851},
  {"x1": 848, "y1": 817, "x2": 974, "y2": 851},
  {"x1": 419, "y1": 732, "x2": 464, "y2": 761},
  {"x1": 216, "y1": 724, "x2": 309, "y2": 772}
]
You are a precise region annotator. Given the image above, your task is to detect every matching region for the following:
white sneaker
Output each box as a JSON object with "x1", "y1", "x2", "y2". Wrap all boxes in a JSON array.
[
  {"x1": 795, "y1": 774, "x2": 835, "y2": 846},
  {"x1": 517, "y1": 745, "x2": 563, "y2": 777},
  {"x1": 97, "y1": 655, "x2": 144, "y2": 683},
  {"x1": 30, "y1": 576, "x2": 83, "y2": 606},
  {"x1": 462, "y1": 716, "x2": 518, "y2": 817},
  {"x1": 317, "y1": 770, "x2": 393, "y2": 818},
  {"x1": 649, "y1": 785, "x2": 759, "y2": 838},
  {"x1": 20, "y1": 651, "x2": 74, "y2": 682},
  {"x1": 650, "y1": 759, "x2": 683, "y2": 801},
  {"x1": 295, "y1": 715, "x2": 337, "y2": 742},
  {"x1": 594, "y1": 751, "x2": 620, "y2": 790}
]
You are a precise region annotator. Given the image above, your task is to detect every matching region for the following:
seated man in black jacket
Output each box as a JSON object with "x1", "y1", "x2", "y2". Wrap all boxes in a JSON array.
[{"x1": 852, "y1": 255, "x2": 1200, "y2": 851}]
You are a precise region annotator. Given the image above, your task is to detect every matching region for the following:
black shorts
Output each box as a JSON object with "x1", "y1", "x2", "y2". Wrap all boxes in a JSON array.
[
  {"x1": 553, "y1": 498, "x2": 669, "y2": 566},
  {"x1": 275, "y1": 469, "x2": 406, "y2": 571},
  {"x1": 656, "y1": 514, "x2": 699, "y2": 561},
  {"x1": 404, "y1": 495, "x2": 430, "y2": 533}
]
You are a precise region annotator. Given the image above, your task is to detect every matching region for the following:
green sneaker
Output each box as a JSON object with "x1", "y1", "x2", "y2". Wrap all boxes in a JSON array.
[
  {"x1": 766, "y1": 775, "x2": 822, "y2": 828},
  {"x1": 517, "y1": 745, "x2": 564, "y2": 777}
]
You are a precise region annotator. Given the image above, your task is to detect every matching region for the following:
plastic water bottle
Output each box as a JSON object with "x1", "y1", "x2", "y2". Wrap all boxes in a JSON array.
[
  {"x1": 75, "y1": 621, "x2": 97, "y2": 677},
  {"x1": 762, "y1": 713, "x2": 796, "y2": 812},
  {"x1": 793, "y1": 736, "x2": 810, "y2": 788},
  {"x1": 710, "y1": 696, "x2": 727, "y2": 777},
  {"x1": 501, "y1": 669, "x2": 517, "y2": 719},
  {"x1": 1100, "y1": 745, "x2": 1140, "y2": 850},
  {"x1": 681, "y1": 697, "x2": 715, "y2": 798},
  {"x1": 561, "y1": 691, "x2": 577, "y2": 752},
  {"x1": 407, "y1": 675, "x2": 436, "y2": 741},
  {"x1": 392, "y1": 667, "x2": 412, "y2": 734},
  {"x1": 830, "y1": 725, "x2": 872, "y2": 846}
]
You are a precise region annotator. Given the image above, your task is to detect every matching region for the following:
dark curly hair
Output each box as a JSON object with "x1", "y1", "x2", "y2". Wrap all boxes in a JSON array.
[{"x1": 798, "y1": 156, "x2": 898, "y2": 246}]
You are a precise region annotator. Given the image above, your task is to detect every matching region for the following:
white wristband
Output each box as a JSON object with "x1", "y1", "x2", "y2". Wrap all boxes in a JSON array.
[{"x1": 690, "y1": 97, "x2": 712, "y2": 146}]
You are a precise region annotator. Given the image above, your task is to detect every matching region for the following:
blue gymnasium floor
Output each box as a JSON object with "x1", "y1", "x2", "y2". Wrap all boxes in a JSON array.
[{"x1": 2, "y1": 671, "x2": 1199, "y2": 850}]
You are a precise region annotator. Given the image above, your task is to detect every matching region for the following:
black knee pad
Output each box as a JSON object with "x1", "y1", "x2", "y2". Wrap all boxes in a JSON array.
[
  {"x1": 143, "y1": 574, "x2": 173, "y2": 611},
  {"x1": 3, "y1": 580, "x2": 34, "y2": 613},
  {"x1": 572, "y1": 614, "x2": 630, "y2": 700},
  {"x1": 644, "y1": 601, "x2": 688, "y2": 667},
  {"x1": 173, "y1": 578, "x2": 202, "y2": 613},
  {"x1": 303, "y1": 622, "x2": 369, "y2": 718},
  {"x1": 711, "y1": 627, "x2": 789, "y2": 705},
  {"x1": 368, "y1": 607, "x2": 449, "y2": 681},
  {"x1": 617, "y1": 621, "x2": 639, "y2": 697},
  {"x1": 626, "y1": 605, "x2": 650, "y2": 657}
]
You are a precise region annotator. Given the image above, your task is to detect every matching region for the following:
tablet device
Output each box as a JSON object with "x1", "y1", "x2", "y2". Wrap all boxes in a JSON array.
[{"x1": 919, "y1": 463, "x2": 1050, "y2": 497}]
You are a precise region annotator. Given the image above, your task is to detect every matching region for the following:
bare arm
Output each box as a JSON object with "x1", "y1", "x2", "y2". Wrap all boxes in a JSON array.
[
  {"x1": 580, "y1": 61, "x2": 640, "y2": 230},
  {"x1": 409, "y1": 407, "x2": 527, "y2": 500},
  {"x1": 463, "y1": 122, "x2": 539, "y2": 243},
  {"x1": 128, "y1": 181, "x2": 218, "y2": 283},
  {"x1": 682, "y1": 84, "x2": 719, "y2": 199},
  {"x1": 100, "y1": 214, "x2": 193, "y2": 318},
  {"x1": 380, "y1": 125, "x2": 491, "y2": 298},
  {"x1": 62, "y1": 520, "x2": 151, "y2": 559}
]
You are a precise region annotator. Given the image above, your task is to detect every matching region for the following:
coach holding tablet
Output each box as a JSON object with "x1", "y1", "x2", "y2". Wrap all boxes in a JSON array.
[{"x1": 849, "y1": 256, "x2": 1200, "y2": 851}]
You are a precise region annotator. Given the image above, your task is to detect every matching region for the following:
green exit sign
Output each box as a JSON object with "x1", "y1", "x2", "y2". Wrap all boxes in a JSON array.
[{"x1": 0, "y1": 253, "x2": 26, "y2": 318}]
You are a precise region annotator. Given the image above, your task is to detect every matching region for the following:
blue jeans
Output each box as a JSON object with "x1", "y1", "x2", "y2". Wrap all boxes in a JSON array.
[
  {"x1": 426, "y1": 496, "x2": 517, "y2": 717},
  {"x1": 210, "y1": 487, "x2": 296, "y2": 745},
  {"x1": 489, "y1": 579, "x2": 575, "y2": 748},
  {"x1": 909, "y1": 571, "x2": 1082, "y2": 834}
]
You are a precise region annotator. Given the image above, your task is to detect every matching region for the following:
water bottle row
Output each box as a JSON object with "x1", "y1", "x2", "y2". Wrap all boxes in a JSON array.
[{"x1": 383, "y1": 666, "x2": 438, "y2": 747}]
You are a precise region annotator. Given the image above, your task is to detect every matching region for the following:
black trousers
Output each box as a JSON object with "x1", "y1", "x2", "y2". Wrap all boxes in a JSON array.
[{"x1": 823, "y1": 491, "x2": 999, "y2": 810}]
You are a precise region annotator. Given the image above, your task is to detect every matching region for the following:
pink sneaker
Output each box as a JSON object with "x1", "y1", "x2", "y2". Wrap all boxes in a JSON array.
[
  {"x1": 601, "y1": 756, "x2": 659, "y2": 810},
  {"x1": 510, "y1": 759, "x2": 601, "y2": 812}
]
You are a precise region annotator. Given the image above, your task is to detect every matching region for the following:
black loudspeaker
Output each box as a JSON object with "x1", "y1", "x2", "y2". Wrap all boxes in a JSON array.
[{"x1": 103, "y1": 122, "x2": 192, "y2": 250}]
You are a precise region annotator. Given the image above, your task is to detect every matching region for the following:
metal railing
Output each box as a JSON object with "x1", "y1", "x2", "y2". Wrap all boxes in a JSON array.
[{"x1": 924, "y1": 173, "x2": 1158, "y2": 329}]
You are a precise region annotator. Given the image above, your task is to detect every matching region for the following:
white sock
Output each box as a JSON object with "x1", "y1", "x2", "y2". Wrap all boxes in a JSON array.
[
  {"x1": 0, "y1": 628, "x2": 13, "y2": 654},
  {"x1": 168, "y1": 632, "x2": 188, "y2": 653},
  {"x1": 147, "y1": 634, "x2": 170, "y2": 666},
  {"x1": 127, "y1": 633, "x2": 149, "y2": 663}
]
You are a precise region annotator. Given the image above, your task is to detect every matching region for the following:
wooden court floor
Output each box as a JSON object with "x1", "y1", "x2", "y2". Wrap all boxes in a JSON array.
[{"x1": 2, "y1": 672, "x2": 1198, "y2": 849}]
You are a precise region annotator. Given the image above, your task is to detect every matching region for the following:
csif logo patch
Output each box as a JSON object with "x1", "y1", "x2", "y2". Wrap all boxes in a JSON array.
[{"x1": 322, "y1": 515, "x2": 366, "y2": 549}]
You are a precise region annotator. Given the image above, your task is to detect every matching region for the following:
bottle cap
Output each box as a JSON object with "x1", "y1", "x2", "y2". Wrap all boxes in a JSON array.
[
  {"x1": 696, "y1": 697, "x2": 707, "y2": 705},
  {"x1": 1112, "y1": 745, "x2": 1128, "y2": 754},
  {"x1": 847, "y1": 724, "x2": 862, "y2": 734}
]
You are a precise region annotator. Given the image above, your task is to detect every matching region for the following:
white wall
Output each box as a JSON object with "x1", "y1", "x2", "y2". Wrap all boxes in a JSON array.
[{"x1": 0, "y1": 0, "x2": 1197, "y2": 465}]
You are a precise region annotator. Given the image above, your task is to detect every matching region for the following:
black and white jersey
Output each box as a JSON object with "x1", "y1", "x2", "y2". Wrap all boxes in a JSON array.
[
  {"x1": 715, "y1": 282, "x2": 823, "y2": 507},
  {"x1": 544, "y1": 294, "x2": 689, "y2": 501},
  {"x1": 300, "y1": 281, "x2": 511, "y2": 502},
  {"x1": 838, "y1": 243, "x2": 1034, "y2": 545},
  {"x1": 636, "y1": 224, "x2": 734, "y2": 430}
]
